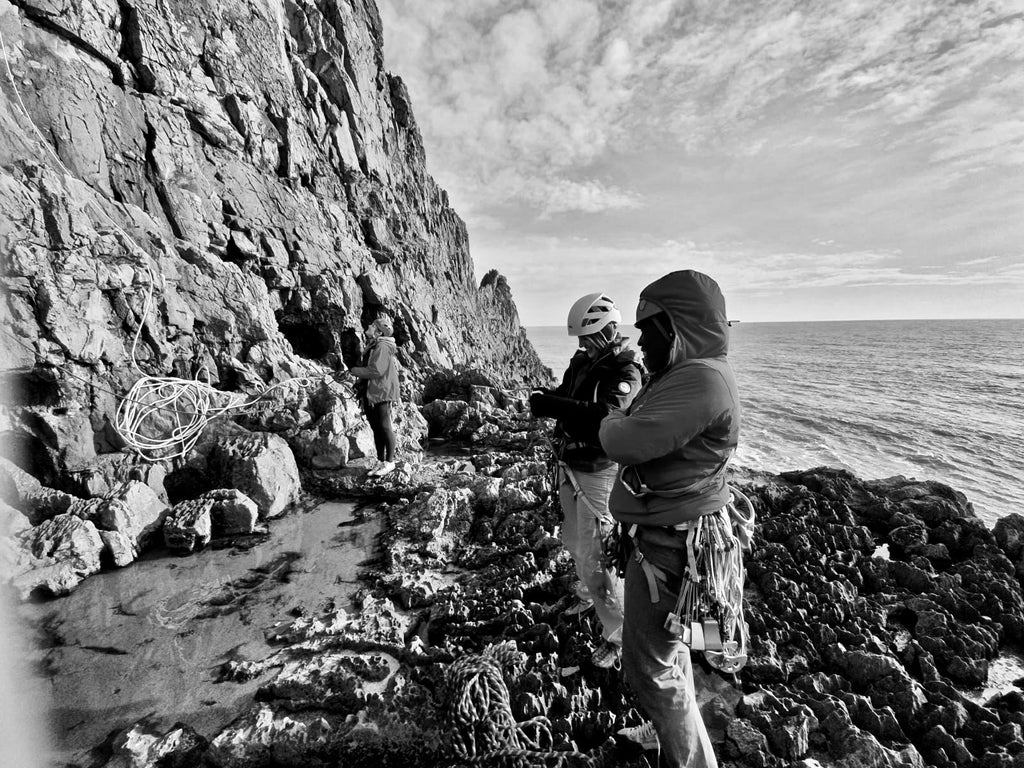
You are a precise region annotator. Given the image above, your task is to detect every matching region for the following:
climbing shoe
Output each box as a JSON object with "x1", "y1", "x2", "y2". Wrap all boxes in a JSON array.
[
  {"x1": 617, "y1": 721, "x2": 659, "y2": 750},
  {"x1": 564, "y1": 597, "x2": 595, "y2": 616},
  {"x1": 591, "y1": 640, "x2": 621, "y2": 669},
  {"x1": 368, "y1": 461, "x2": 396, "y2": 477}
]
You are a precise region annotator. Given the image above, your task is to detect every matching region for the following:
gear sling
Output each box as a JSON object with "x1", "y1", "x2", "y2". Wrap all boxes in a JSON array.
[{"x1": 617, "y1": 457, "x2": 755, "y2": 673}]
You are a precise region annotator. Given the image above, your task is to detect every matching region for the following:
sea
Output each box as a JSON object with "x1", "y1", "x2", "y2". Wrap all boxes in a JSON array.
[{"x1": 525, "y1": 319, "x2": 1023, "y2": 527}]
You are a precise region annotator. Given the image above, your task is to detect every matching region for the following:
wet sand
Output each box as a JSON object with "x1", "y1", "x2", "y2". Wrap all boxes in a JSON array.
[{"x1": 15, "y1": 500, "x2": 375, "y2": 767}]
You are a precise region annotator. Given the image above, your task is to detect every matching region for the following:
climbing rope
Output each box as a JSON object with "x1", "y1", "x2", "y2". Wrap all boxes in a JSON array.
[
  {"x1": 111, "y1": 270, "x2": 357, "y2": 461},
  {"x1": 444, "y1": 641, "x2": 594, "y2": 767},
  {"x1": 1, "y1": 30, "x2": 354, "y2": 462}
]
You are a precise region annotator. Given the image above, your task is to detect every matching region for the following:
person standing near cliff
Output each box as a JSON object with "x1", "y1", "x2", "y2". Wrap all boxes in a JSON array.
[
  {"x1": 349, "y1": 316, "x2": 401, "y2": 476},
  {"x1": 529, "y1": 294, "x2": 642, "y2": 669},
  {"x1": 599, "y1": 270, "x2": 739, "y2": 767}
]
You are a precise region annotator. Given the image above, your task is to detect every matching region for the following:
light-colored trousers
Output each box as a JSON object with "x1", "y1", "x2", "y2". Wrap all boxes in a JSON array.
[{"x1": 558, "y1": 465, "x2": 624, "y2": 644}]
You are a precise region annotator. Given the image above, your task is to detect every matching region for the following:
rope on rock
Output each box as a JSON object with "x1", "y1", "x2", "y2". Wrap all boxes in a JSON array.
[
  {"x1": 444, "y1": 641, "x2": 594, "y2": 768},
  {"x1": 112, "y1": 274, "x2": 359, "y2": 461},
  {"x1": 2, "y1": 31, "x2": 355, "y2": 463}
]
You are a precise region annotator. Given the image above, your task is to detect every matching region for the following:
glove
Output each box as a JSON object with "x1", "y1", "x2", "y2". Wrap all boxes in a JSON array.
[
  {"x1": 530, "y1": 391, "x2": 588, "y2": 420},
  {"x1": 528, "y1": 388, "x2": 552, "y2": 416}
]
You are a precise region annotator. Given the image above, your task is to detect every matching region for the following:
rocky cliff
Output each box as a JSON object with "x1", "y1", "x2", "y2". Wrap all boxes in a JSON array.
[{"x1": 0, "y1": 0, "x2": 547, "y2": 488}]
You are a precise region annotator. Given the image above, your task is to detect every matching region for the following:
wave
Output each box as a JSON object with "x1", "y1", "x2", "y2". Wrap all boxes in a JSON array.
[{"x1": 525, "y1": 320, "x2": 1024, "y2": 524}]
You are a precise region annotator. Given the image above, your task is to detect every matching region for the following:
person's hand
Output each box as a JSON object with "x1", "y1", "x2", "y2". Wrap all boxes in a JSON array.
[{"x1": 529, "y1": 389, "x2": 554, "y2": 416}]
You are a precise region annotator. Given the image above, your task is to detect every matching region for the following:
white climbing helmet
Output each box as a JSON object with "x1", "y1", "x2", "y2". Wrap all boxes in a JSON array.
[{"x1": 567, "y1": 293, "x2": 621, "y2": 337}]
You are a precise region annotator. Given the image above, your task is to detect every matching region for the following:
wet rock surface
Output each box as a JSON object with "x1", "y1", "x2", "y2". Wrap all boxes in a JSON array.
[{"x1": 68, "y1": 399, "x2": 1024, "y2": 768}]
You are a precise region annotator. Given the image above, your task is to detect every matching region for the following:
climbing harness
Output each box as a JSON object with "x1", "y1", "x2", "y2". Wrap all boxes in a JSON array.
[
  {"x1": 675, "y1": 489, "x2": 753, "y2": 673},
  {"x1": 630, "y1": 489, "x2": 755, "y2": 674},
  {"x1": 444, "y1": 641, "x2": 594, "y2": 767}
]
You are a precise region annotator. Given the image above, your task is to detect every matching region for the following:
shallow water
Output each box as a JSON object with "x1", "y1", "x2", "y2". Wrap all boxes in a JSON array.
[
  {"x1": 15, "y1": 500, "x2": 374, "y2": 767},
  {"x1": 967, "y1": 648, "x2": 1024, "y2": 705}
]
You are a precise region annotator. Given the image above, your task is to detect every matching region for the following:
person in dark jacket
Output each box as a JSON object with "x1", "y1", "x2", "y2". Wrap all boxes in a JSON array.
[
  {"x1": 530, "y1": 293, "x2": 642, "y2": 669},
  {"x1": 599, "y1": 270, "x2": 738, "y2": 767},
  {"x1": 349, "y1": 316, "x2": 401, "y2": 476}
]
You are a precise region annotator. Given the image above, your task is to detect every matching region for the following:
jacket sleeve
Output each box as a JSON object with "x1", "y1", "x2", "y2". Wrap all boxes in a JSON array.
[
  {"x1": 349, "y1": 344, "x2": 390, "y2": 380},
  {"x1": 599, "y1": 365, "x2": 727, "y2": 465},
  {"x1": 558, "y1": 360, "x2": 643, "y2": 442}
]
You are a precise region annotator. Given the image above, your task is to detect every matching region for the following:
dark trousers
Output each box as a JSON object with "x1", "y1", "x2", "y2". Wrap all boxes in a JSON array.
[
  {"x1": 622, "y1": 534, "x2": 718, "y2": 767},
  {"x1": 366, "y1": 401, "x2": 396, "y2": 461}
]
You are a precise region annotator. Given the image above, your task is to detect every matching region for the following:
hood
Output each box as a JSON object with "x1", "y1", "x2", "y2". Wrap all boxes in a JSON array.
[
  {"x1": 614, "y1": 337, "x2": 639, "y2": 364},
  {"x1": 373, "y1": 335, "x2": 396, "y2": 350},
  {"x1": 637, "y1": 270, "x2": 729, "y2": 359}
]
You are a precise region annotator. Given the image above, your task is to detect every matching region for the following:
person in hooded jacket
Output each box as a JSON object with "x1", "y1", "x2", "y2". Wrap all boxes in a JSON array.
[
  {"x1": 599, "y1": 270, "x2": 738, "y2": 768},
  {"x1": 349, "y1": 316, "x2": 401, "y2": 475},
  {"x1": 529, "y1": 293, "x2": 643, "y2": 669}
]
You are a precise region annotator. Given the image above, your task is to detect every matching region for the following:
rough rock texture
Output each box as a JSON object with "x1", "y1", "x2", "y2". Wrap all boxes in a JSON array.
[
  {"x1": 120, "y1": 400, "x2": 1024, "y2": 768},
  {"x1": 0, "y1": 0, "x2": 546, "y2": 494},
  {"x1": 164, "y1": 488, "x2": 259, "y2": 553},
  {"x1": 11, "y1": 512, "x2": 104, "y2": 597},
  {"x1": 208, "y1": 431, "x2": 300, "y2": 518}
]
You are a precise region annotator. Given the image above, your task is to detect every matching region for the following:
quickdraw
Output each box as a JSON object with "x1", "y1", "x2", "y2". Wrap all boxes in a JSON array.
[{"x1": 659, "y1": 489, "x2": 755, "y2": 674}]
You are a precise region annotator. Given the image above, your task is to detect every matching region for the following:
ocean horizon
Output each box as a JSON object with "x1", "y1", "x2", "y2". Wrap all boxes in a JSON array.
[{"x1": 525, "y1": 318, "x2": 1023, "y2": 526}]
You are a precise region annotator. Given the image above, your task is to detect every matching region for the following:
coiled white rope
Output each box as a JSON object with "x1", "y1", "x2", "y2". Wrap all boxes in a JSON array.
[
  {"x1": 112, "y1": 269, "x2": 350, "y2": 461},
  {"x1": 113, "y1": 370, "x2": 324, "y2": 462},
  {"x1": 1, "y1": 28, "x2": 346, "y2": 462}
]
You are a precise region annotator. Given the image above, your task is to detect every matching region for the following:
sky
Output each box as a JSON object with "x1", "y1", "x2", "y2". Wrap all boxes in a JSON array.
[{"x1": 377, "y1": 0, "x2": 1024, "y2": 325}]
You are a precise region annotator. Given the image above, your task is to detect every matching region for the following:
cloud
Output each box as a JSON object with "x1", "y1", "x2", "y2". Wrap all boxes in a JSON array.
[
  {"x1": 379, "y1": 0, "x2": 654, "y2": 214},
  {"x1": 378, "y1": 0, "x2": 1024, "y2": 322}
]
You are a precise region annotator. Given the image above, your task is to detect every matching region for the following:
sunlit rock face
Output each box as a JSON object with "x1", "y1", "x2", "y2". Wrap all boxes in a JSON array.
[{"x1": 0, "y1": 0, "x2": 546, "y2": 491}]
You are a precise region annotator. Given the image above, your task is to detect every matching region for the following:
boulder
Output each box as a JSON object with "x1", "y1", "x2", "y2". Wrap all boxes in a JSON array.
[
  {"x1": 11, "y1": 513, "x2": 104, "y2": 597},
  {"x1": 210, "y1": 433, "x2": 300, "y2": 519},
  {"x1": 98, "y1": 481, "x2": 170, "y2": 553},
  {"x1": 0, "y1": 457, "x2": 42, "y2": 506},
  {"x1": 164, "y1": 489, "x2": 258, "y2": 553},
  {"x1": 208, "y1": 489, "x2": 260, "y2": 535},
  {"x1": 163, "y1": 497, "x2": 214, "y2": 553},
  {"x1": 66, "y1": 454, "x2": 169, "y2": 503},
  {"x1": 21, "y1": 486, "x2": 80, "y2": 526},
  {"x1": 99, "y1": 530, "x2": 137, "y2": 567}
]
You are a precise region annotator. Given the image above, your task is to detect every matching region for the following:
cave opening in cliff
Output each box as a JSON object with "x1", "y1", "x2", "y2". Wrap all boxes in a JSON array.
[
  {"x1": 0, "y1": 431, "x2": 60, "y2": 489},
  {"x1": 277, "y1": 319, "x2": 333, "y2": 360},
  {"x1": 1, "y1": 370, "x2": 63, "y2": 408}
]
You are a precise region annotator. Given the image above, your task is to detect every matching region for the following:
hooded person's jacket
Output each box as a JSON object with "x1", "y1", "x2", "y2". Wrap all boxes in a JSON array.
[
  {"x1": 530, "y1": 337, "x2": 642, "y2": 472},
  {"x1": 349, "y1": 336, "x2": 400, "y2": 405},
  {"x1": 599, "y1": 271, "x2": 740, "y2": 526}
]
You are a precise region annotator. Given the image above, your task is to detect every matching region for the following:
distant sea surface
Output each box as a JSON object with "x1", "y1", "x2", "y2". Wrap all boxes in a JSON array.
[{"x1": 525, "y1": 320, "x2": 1023, "y2": 526}]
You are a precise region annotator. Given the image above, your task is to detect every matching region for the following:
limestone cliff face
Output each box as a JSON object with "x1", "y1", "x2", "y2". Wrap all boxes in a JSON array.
[{"x1": 0, "y1": 0, "x2": 545, "y2": 481}]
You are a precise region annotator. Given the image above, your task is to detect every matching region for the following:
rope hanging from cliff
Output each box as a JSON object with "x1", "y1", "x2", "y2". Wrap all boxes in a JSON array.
[
  {"x1": 114, "y1": 373, "x2": 322, "y2": 462},
  {"x1": 112, "y1": 270, "x2": 356, "y2": 461},
  {"x1": 444, "y1": 642, "x2": 594, "y2": 767}
]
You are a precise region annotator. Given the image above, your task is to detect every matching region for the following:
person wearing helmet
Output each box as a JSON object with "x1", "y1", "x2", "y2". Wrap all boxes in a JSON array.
[
  {"x1": 349, "y1": 316, "x2": 401, "y2": 476},
  {"x1": 529, "y1": 293, "x2": 643, "y2": 669},
  {"x1": 598, "y1": 271, "x2": 739, "y2": 767}
]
